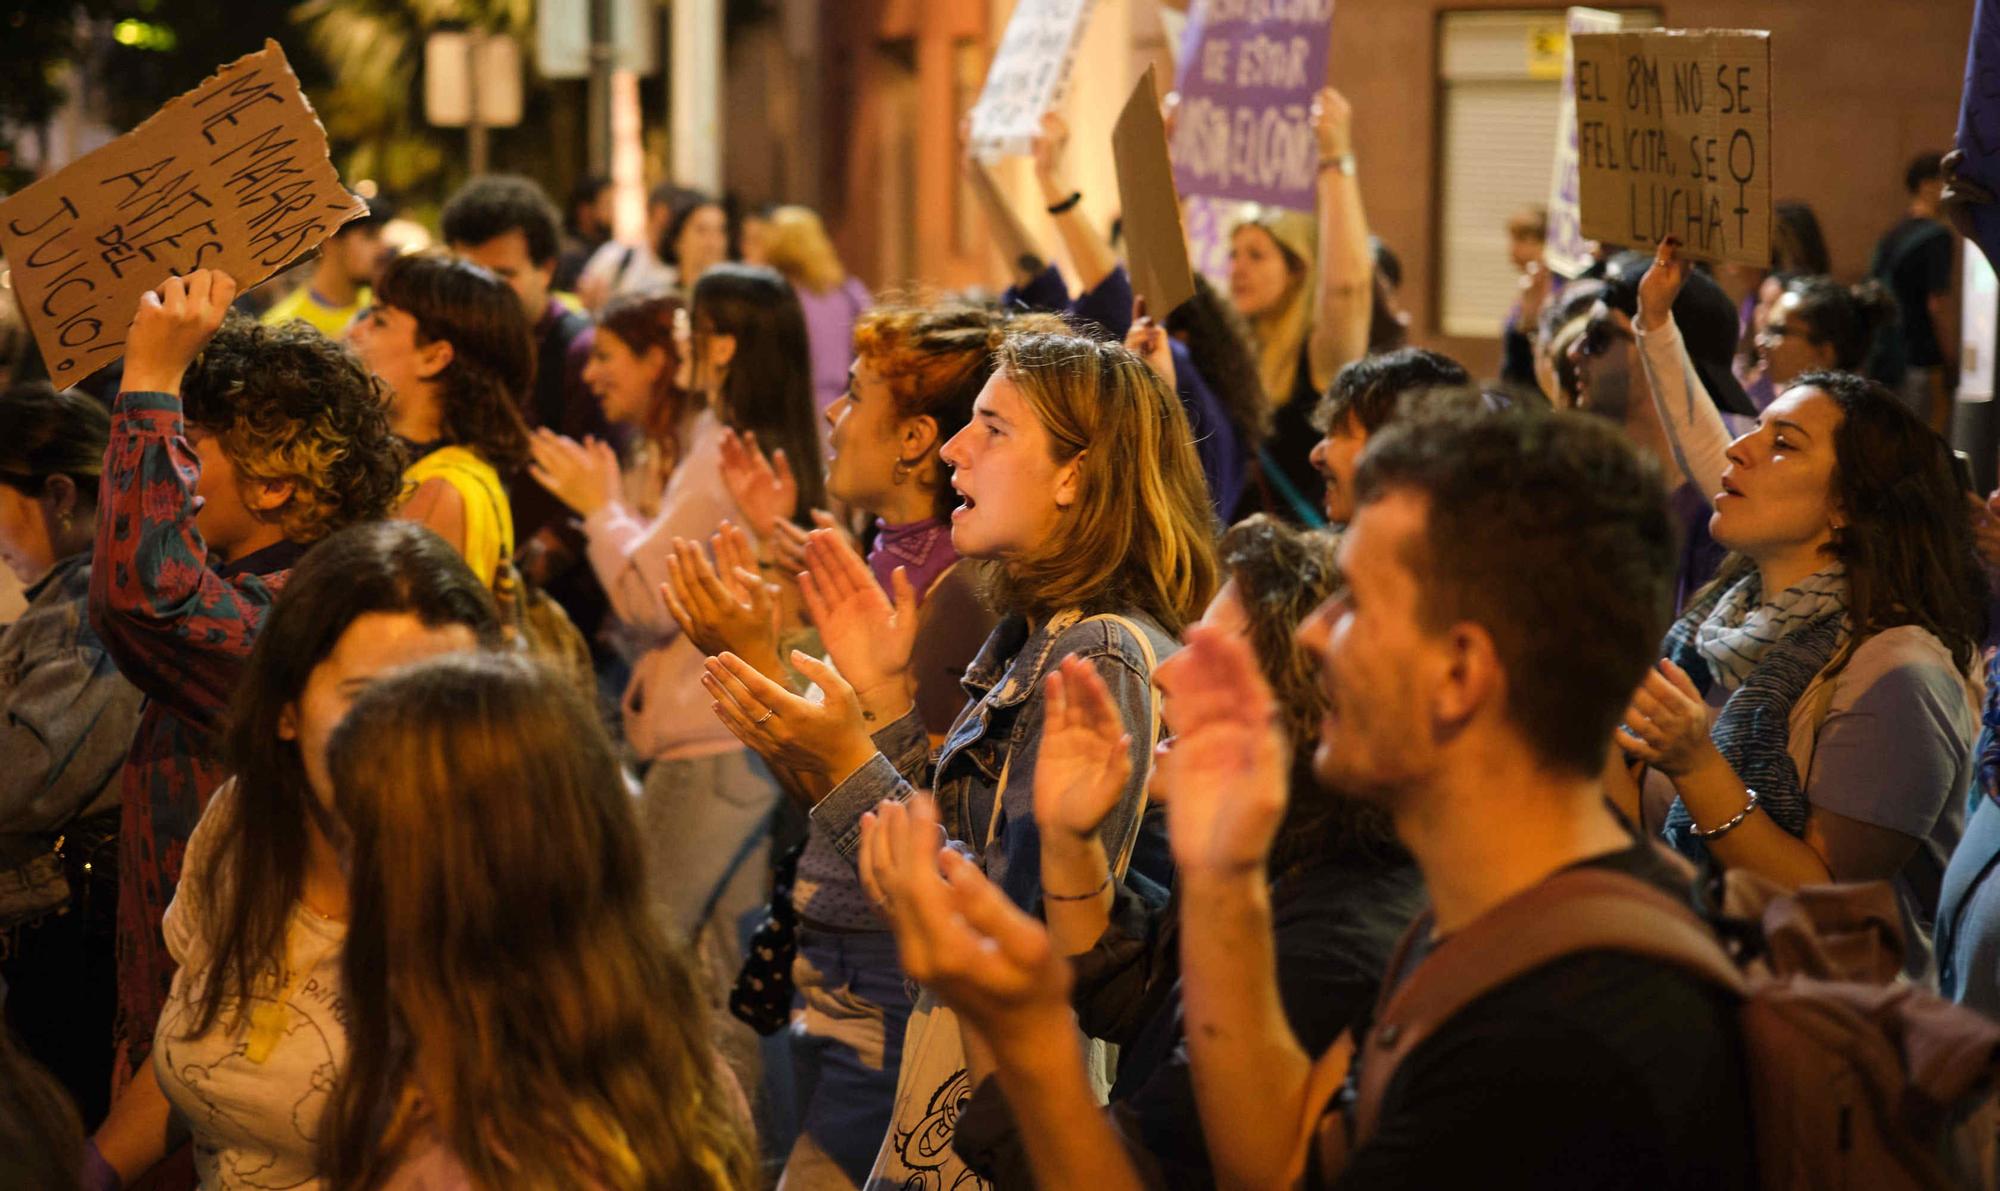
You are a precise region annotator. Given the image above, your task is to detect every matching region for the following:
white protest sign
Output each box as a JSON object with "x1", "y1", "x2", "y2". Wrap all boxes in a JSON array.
[
  {"x1": 1545, "y1": 7, "x2": 1625, "y2": 278},
  {"x1": 0, "y1": 41, "x2": 365, "y2": 382},
  {"x1": 967, "y1": 0, "x2": 1098, "y2": 160}
]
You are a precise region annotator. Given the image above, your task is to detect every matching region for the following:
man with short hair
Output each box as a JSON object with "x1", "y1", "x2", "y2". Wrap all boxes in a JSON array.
[
  {"x1": 1306, "y1": 347, "x2": 1471, "y2": 525},
  {"x1": 1869, "y1": 151, "x2": 1958, "y2": 428},
  {"x1": 259, "y1": 194, "x2": 392, "y2": 339},
  {"x1": 859, "y1": 410, "x2": 1753, "y2": 1191},
  {"x1": 440, "y1": 175, "x2": 608, "y2": 626}
]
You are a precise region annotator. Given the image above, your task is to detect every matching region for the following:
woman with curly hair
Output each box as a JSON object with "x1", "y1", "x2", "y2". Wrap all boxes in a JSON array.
[
  {"x1": 88, "y1": 520, "x2": 498, "y2": 1191},
  {"x1": 347, "y1": 251, "x2": 534, "y2": 586},
  {"x1": 321, "y1": 653, "x2": 756, "y2": 1191},
  {"x1": 86, "y1": 272, "x2": 406, "y2": 1105}
]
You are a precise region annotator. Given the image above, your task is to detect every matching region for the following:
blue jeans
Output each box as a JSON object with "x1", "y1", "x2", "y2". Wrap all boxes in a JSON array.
[{"x1": 780, "y1": 929, "x2": 914, "y2": 1189}]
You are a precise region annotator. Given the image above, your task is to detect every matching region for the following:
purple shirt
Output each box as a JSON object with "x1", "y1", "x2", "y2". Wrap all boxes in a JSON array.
[
  {"x1": 795, "y1": 277, "x2": 871, "y2": 413},
  {"x1": 870, "y1": 516, "x2": 958, "y2": 602}
]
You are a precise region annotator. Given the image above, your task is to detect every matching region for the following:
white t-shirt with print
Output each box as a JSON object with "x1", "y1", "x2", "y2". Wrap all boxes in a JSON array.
[{"x1": 155, "y1": 782, "x2": 348, "y2": 1190}]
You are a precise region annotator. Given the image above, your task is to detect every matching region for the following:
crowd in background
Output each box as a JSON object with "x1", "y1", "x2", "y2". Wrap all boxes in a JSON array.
[{"x1": 2, "y1": 77, "x2": 2000, "y2": 1191}]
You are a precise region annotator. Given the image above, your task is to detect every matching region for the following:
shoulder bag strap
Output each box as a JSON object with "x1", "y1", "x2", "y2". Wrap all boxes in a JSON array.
[{"x1": 1347, "y1": 867, "x2": 1745, "y2": 1147}]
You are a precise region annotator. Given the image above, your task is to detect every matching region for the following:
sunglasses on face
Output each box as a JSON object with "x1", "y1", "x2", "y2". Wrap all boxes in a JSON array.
[{"x1": 1575, "y1": 316, "x2": 1634, "y2": 359}]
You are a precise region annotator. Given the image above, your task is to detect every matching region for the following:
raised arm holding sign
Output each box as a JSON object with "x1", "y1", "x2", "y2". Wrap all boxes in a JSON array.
[
  {"x1": 0, "y1": 40, "x2": 364, "y2": 383},
  {"x1": 967, "y1": 0, "x2": 1098, "y2": 160}
]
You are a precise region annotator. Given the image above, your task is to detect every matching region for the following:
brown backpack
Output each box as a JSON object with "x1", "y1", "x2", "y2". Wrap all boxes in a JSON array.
[{"x1": 1324, "y1": 866, "x2": 2000, "y2": 1190}]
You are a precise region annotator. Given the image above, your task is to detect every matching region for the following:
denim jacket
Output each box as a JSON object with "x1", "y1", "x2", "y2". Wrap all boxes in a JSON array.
[
  {"x1": 0, "y1": 553, "x2": 143, "y2": 862},
  {"x1": 813, "y1": 607, "x2": 1178, "y2": 911}
]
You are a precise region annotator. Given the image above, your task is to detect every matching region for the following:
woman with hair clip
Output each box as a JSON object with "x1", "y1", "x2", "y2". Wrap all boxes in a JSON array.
[
  {"x1": 664, "y1": 303, "x2": 1060, "y2": 1188},
  {"x1": 939, "y1": 514, "x2": 1423, "y2": 1188},
  {"x1": 320, "y1": 652, "x2": 757, "y2": 1191},
  {"x1": 1616, "y1": 238, "x2": 1986, "y2": 979},
  {"x1": 1226, "y1": 87, "x2": 1379, "y2": 524},
  {"x1": 697, "y1": 329, "x2": 1218, "y2": 1186},
  {"x1": 963, "y1": 111, "x2": 1260, "y2": 519},
  {"x1": 0, "y1": 383, "x2": 142, "y2": 1128},
  {"x1": 346, "y1": 252, "x2": 535, "y2": 587},
  {"x1": 86, "y1": 520, "x2": 499, "y2": 1191},
  {"x1": 529, "y1": 263, "x2": 827, "y2": 1099}
]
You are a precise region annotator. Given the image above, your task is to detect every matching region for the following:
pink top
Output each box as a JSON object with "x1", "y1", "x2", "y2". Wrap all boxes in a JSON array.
[{"x1": 583, "y1": 408, "x2": 746, "y2": 761}]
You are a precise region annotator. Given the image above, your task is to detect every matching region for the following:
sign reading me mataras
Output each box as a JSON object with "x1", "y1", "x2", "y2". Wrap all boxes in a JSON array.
[
  {"x1": 0, "y1": 40, "x2": 365, "y2": 381},
  {"x1": 1573, "y1": 29, "x2": 1771, "y2": 266}
]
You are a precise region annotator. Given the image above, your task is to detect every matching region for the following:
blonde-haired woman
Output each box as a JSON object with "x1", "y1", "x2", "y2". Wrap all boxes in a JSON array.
[
  {"x1": 763, "y1": 205, "x2": 871, "y2": 415},
  {"x1": 1230, "y1": 86, "x2": 1379, "y2": 524},
  {"x1": 321, "y1": 652, "x2": 756, "y2": 1191},
  {"x1": 697, "y1": 330, "x2": 1218, "y2": 1187}
]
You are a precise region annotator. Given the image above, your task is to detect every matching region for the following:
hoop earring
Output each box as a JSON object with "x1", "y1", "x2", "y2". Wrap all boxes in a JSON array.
[{"x1": 892, "y1": 458, "x2": 914, "y2": 486}]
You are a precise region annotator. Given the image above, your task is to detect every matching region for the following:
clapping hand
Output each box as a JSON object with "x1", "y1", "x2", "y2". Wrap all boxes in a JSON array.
[
  {"x1": 123, "y1": 270, "x2": 239, "y2": 396},
  {"x1": 1032, "y1": 656, "x2": 1133, "y2": 846},
  {"x1": 661, "y1": 521, "x2": 783, "y2": 676},
  {"x1": 528, "y1": 430, "x2": 623, "y2": 518},
  {"x1": 1615, "y1": 658, "x2": 1719, "y2": 779},
  {"x1": 1151, "y1": 625, "x2": 1292, "y2": 879},
  {"x1": 860, "y1": 796, "x2": 1074, "y2": 1048},
  {"x1": 717, "y1": 427, "x2": 798, "y2": 539},
  {"x1": 798, "y1": 527, "x2": 918, "y2": 723},
  {"x1": 702, "y1": 648, "x2": 878, "y2": 789}
]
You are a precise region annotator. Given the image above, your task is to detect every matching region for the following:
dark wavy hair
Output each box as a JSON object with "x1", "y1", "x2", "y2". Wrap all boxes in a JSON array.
[
  {"x1": 182, "y1": 314, "x2": 406, "y2": 542},
  {"x1": 1782, "y1": 277, "x2": 1899, "y2": 372},
  {"x1": 1217, "y1": 515, "x2": 1408, "y2": 876},
  {"x1": 655, "y1": 188, "x2": 731, "y2": 267},
  {"x1": 1165, "y1": 274, "x2": 1271, "y2": 445},
  {"x1": 440, "y1": 174, "x2": 564, "y2": 267},
  {"x1": 323, "y1": 653, "x2": 757, "y2": 1191},
  {"x1": 1356, "y1": 410, "x2": 1678, "y2": 777},
  {"x1": 1312, "y1": 347, "x2": 1472, "y2": 436},
  {"x1": 0, "y1": 381, "x2": 108, "y2": 505},
  {"x1": 374, "y1": 253, "x2": 534, "y2": 475},
  {"x1": 186, "y1": 521, "x2": 500, "y2": 1039},
  {"x1": 1795, "y1": 370, "x2": 1988, "y2": 677},
  {"x1": 691, "y1": 263, "x2": 827, "y2": 518}
]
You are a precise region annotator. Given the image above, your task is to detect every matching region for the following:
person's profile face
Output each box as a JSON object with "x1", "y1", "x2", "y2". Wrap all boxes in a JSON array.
[
  {"x1": 1567, "y1": 302, "x2": 1638, "y2": 424},
  {"x1": 452, "y1": 229, "x2": 552, "y2": 323},
  {"x1": 936, "y1": 371, "x2": 1073, "y2": 561}
]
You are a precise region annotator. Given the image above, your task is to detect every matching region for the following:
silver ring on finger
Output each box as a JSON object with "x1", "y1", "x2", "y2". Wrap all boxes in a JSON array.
[{"x1": 755, "y1": 710, "x2": 777, "y2": 725}]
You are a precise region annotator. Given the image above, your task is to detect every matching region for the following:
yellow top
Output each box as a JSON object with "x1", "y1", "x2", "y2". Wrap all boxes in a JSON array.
[
  {"x1": 403, "y1": 445, "x2": 514, "y2": 587},
  {"x1": 260, "y1": 284, "x2": 370, "y2": 340}
]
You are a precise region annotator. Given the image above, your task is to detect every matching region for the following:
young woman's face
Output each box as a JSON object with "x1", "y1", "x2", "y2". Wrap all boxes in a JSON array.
[
  {"x1": 675, "y1": 205, "x2": 731, "y2": 285},
  {"x1": 824, "y1": 356, "x2": 911, "y2": 510},
  {"x1": 583, "y1": 328, "x2": 669, "y2": 427},
  {"x1": 0, "y1": 482, "x2": 54, "y2": 584},
  {"x1": 283, "y1": 611, "x2": 482, "y2": 821},
  {"x1": 1754, "y1": 291, "x2": 1837, "y2": 389},
  {"x1": 187, "y1": 426, "x2": 278, "y2": 562},
  {"x1": 1710, "y1": 385, "x2": 1844, "y2": 562},
  {"x1": 1229, "y1": 225, "x2": 1297, "y2": 320},
  {"x1": 937, "y1": 372, "x2": 1075, "y2": 560},
  {"x1": 345, "y1": 304, "x2": 438, "y2": 409}
]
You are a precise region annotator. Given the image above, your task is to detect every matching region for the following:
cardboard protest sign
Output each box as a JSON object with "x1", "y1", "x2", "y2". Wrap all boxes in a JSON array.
[
  {"x1": 1113, "y1": 66, "x2": 1197, "y2": 319},
  {"x1": 1954, "y1": 0, "x2": 2000, "y2": 273},
  {"x1": 967, "y1": 0, "x2": 1098, "y2": 160},
  {"x1": 1572, "y1": 29, "x2": 1771, "y2": 267},
  {"x1": 1544, "y1": 7, "x2": 1626, "y2": 278},
  {"x1": 0, "y1": 40, "x2": 365, "y2": 382},
  {"x1": 1170, "y1": 0, "x2": 1335, "y2": 212}
]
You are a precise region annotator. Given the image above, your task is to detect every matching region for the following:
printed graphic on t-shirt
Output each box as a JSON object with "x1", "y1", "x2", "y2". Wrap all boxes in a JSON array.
[{"x1": 157, "y1": 972, "x2": 346, "y2": 1190}]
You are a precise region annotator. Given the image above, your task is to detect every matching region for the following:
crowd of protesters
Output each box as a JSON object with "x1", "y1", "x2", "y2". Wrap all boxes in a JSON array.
[{"x1": 4, "y1": 72, "x2": 2000, "y2": 1191}]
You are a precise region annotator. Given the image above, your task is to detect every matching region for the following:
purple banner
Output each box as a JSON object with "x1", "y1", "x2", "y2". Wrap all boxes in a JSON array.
[
  {"x1": 1171, "y1": 0, "x2": 1335, "y2": 212},
  {"x1": 1956, "y1": 0, "x2": 2000, "y2": 273}
]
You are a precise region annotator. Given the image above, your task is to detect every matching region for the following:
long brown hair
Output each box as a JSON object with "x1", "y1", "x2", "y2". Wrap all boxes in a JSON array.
[
  {"x1": 192, "y1": 522, "x2": 500, "y2": 1038},
  {"x1": 375, "y1": 252, "x2": 534, "y2": 475},
  {"x1": 988, "y1": 332, "x2": 1219, "y2": 635},
  {"x1": 595, "y1": 292, "x2": 693, "y2": 453},
  {"x1": 321, "y1": 653, "x2": 756, "y2": 1191}
]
